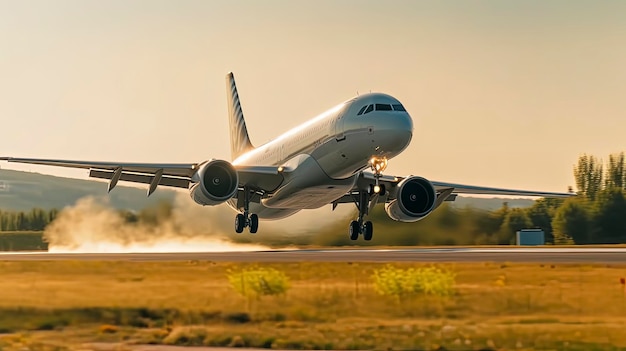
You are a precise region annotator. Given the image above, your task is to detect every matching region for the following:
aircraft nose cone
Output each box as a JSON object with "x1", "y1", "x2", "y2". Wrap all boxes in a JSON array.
[{"x1": 375, "y1": 113, "x2": 413, "y2": 151}]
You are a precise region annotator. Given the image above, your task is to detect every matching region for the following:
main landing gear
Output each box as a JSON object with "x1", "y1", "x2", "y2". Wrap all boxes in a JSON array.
[
  {"x1": 348, "y1": 157, "x2": 388, "y2": 241},
  {"x1": 235, "y1": 187, "x2": 259, "y2": 234}
]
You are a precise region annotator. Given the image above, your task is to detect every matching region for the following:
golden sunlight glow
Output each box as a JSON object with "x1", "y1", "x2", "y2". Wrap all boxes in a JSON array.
[{"x1": 369, "y1": 157, "x2": 388, "y2": 174}]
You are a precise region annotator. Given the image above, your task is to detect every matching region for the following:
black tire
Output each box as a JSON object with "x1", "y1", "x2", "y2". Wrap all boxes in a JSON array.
[
  {"x1": 249, "y1": 214, "x2": 259, "y2": 234},
  {"x1": 235, "y1": 214, "x2": 245, "y2": 233},
  {"x1": 363, "y1": 221, "x2": 373, "y2": 241},
  {"x1": 349, "y1": 220, "x2": 360, "y2": 240}
]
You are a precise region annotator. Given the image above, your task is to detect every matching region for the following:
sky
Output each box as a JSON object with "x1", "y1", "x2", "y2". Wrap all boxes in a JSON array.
[{"x1": 1, "y1": 0, "x2": 625, "y2": 193}]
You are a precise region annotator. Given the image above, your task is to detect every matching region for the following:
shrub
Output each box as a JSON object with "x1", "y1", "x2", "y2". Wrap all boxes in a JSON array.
[
  {"x1": 372, "y1": 265, "x2": 456, "y2": 300},
  {"x1": 227, "y1": 267, "x2": 290, "y2": 299},
  {"x1": 223, "y1": 312, "x2": 251, "y2": 324}
]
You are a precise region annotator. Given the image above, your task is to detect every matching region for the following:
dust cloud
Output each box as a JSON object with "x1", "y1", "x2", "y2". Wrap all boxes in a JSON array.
[
  {"x1": 44, "y1": 192, "x2": 352, "y2": 253},
  {"x1": 44, "y1": 194, "x2": 269, "y2": 253}
]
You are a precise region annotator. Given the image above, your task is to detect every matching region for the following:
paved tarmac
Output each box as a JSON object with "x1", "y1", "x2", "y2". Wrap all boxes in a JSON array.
[{"x1": 1, "y1": 247, "x2": 626, "y2": 263}]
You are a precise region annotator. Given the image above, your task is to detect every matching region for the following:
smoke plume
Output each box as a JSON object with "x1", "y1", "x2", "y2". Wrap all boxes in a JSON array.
[{"x1": 44, "y1": 192, "x2": 353, "y2": 253}]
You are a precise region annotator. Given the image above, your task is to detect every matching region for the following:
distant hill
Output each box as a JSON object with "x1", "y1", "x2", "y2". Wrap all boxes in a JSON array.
[
  {"x1": 0, "y1": 168, "x2": 176, "y2": 211},
  {"x1": 0, "y1": 168, "x2": 535, "y2": 212}
]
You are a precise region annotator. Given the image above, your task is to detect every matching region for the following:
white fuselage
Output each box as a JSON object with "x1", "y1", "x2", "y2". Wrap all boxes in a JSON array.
[{"x1": 228, "y1": 93, "x2": 414, "y2": 219}]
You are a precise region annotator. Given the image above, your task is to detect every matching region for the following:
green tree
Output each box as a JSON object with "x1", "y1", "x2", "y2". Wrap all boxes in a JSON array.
[
  {"x1": 552, "y1": 198, "x2": 590, "y2": 244},
  {"x1": 499, "y1": 208, "x2": 532, "y2": 244},
  {"x1": 435, "y1": 203, "x2": 461, "y2": 229},
  {"x1": 4, "y1": 213, "x2": 17, "y2": 231},
  {"x1": 28, "y1": 208, "x2": 47, "y2": 231},
  {"x1": 15, "y1": 212, "x2": 26, "y2": 231},
  {"x1": 605, "y1": 152, "x2": 626, "y2": 190},
  {"x1": 574, "y1": 154, "x2": 603, "y2": 200},
  {"x1": 527, "y1": 198, "x2": 563, "y2": 244},
  {"x1": 592, "y1": 188, "x2": 626, "y2": 243},
  {"x1": 48, "y1": 208, "x2": 59, "y2": 224},
  {"x1": 482, "y1": 202, "x2": 510, "y2": 236}
]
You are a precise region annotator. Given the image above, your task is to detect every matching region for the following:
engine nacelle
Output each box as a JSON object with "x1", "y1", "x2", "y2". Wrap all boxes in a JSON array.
[
  {"x1": 385, "y1": 176, "x2": 437, "y2": 222},
  {"x1": 190, "y1": 159, "x2": 239, "y2": 206}
]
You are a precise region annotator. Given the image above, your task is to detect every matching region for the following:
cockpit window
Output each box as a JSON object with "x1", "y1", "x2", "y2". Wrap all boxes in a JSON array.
[
  {"x1": 357, "y1": 105, "x2": 368, "y2": 115},
  {"x1": 363, "y1": 104, "x2": 374, "y2": 114},
  {"x1": 392, "y1": 104, "x2": 406, "y2": 111},
  {"x1": 375, "y1": 103, "x2": 392, "y2": 111}
]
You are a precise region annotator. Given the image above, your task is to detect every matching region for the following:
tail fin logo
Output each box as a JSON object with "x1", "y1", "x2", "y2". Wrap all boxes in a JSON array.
[{"x1": 226, "y1": 73, "x2": 254, "y2": 160}]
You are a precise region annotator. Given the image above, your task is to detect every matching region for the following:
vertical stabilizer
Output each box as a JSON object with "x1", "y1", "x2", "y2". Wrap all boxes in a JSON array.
[{"x1": 226, "y1": 72, "x2": 255, "y2": 160}]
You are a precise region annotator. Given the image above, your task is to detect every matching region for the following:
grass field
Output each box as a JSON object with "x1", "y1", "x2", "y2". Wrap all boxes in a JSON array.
[{"x1": 0, "y1": 261, "x2": 625, "y2": 350}]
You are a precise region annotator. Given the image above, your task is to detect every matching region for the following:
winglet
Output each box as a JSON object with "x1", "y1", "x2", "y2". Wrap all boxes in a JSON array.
[{"x1": 226, "y1": 72, "x2": 255, "y2": 160}]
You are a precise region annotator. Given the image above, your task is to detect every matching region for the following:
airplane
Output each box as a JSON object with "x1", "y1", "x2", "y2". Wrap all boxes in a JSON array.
[{"x1": 1, "y1": 73, "x2": 575, "y2": 240}]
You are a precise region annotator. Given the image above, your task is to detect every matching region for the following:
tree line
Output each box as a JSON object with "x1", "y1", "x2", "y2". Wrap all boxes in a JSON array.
[
  {"x1": 0, "y1": 208, "x2": 58, "y2": 231},
  {"x1": 552, "y1": 152, "x2": 626, "y2": 244},
  {"x1": 0, "y1": 202, "x2": 170, "y2": 232}
]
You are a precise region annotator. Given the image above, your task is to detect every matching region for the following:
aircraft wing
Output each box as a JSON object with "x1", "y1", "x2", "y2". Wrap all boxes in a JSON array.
[
  {"x1": 427, "y1": 180, "x2": 575, "y2": 198},
  {"x1": 0, "y1": 157, "x2": 284, "y2": 196},
  {"x1": 0, "y1": 157, "x2": 198, "y2": 191},
  {"x1": 334, "y1": 172, "x2": 574, "y2": 207}
]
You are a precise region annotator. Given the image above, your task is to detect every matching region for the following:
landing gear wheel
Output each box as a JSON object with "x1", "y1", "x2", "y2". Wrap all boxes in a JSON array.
[
  {"x1": 249, "y1": 214, "x2": 259, "y2": 234},
  {"x1": 349, "y1": 220, "x2": 360, "y2": 240},
  {"x1": 235, "y1": 214, "x2": 245, "y2": 233},
  {"x1": 234, "y1": 187, "x2": 260, "y2": 234},
  {"x1": 363, "y1": 221, "x2": 373, "y2": 241}
]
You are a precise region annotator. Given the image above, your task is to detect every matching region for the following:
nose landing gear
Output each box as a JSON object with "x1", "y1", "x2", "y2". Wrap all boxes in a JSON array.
[
  {"x1": 349, "y1": 191, "x2": 374, "y2": 241},
  {"x1": 369, "y1": 156, "x2": 388, "y2": 196},
  {"x1": 347, "y1": 157, "x2": 390, "y2": 241}
]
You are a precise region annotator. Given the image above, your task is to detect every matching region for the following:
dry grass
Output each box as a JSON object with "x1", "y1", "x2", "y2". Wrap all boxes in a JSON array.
[{"x1": 0, "y1": 261, "x2": 625, "y2": 349}]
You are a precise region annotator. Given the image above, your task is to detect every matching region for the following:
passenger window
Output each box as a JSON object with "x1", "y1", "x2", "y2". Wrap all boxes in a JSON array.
[
  {"x1": 392, "y1": 104, "x2": 406, "y2": 111},
  {"x1": 375, "y1": 104, "x2": 392, "y2": 111},
  {"x1": 364, "y1": 104, "x2": 374, "y2": 114},
  {"x1": 357, "y1": 105, "x2": 368, "y2": 115}
]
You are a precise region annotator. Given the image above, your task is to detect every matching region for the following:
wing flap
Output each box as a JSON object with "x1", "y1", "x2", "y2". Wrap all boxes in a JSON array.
[{"x1": 89, "y1": 169, "x2": 190, "y2": 189}]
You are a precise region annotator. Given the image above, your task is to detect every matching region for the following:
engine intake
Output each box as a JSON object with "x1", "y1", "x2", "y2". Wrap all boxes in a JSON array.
[
  {"x1": 385, "y1": 176, "x2": 436, "y2": 222},
  {"x1": 190, "y1": 159, "x2": 239, "y2": 206}
]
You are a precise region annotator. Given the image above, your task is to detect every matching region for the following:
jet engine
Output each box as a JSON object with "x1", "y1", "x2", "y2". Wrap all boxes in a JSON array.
[
  {"x1": 190, "y1": 159, "x2": 239, "y2": 206},
  {"x1": 385, "y1": 176, "x2": 437, "y2": 222}
]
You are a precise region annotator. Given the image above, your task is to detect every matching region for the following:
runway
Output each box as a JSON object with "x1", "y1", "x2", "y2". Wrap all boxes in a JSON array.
[{"x1": 1, "y1": 247, "x2": 626, "y2": 263}]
